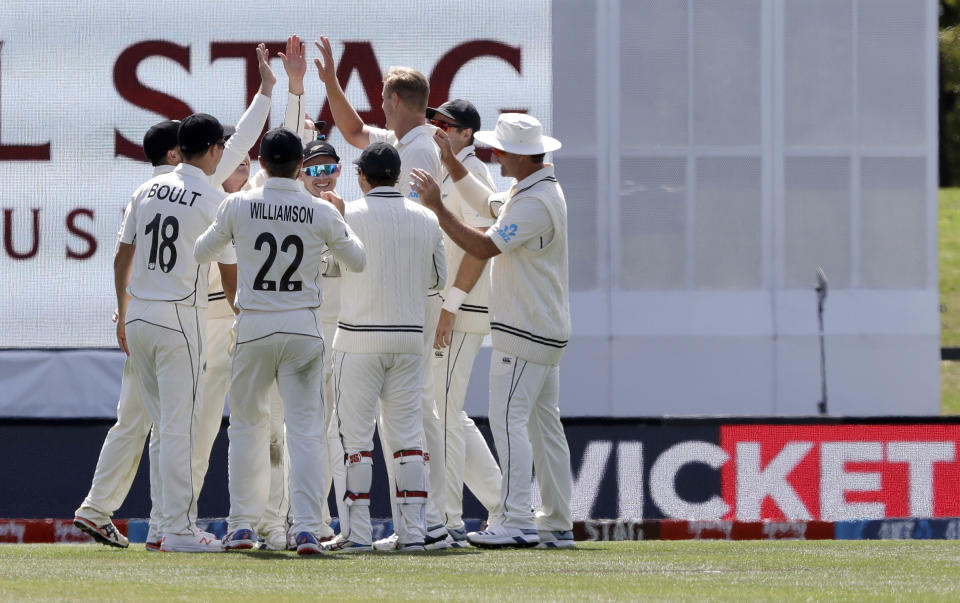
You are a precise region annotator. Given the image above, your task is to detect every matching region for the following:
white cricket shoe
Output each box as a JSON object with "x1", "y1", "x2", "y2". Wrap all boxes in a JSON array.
[
  {"x1": 535, "y1": 530, "x2": 575, "y2": 549},
  {"x1": 467, "y1": 525, "x2": 539, "y2": 548},
  {"x1": 145, "y1": 523, "x2": 162, "y2": 552},
  {"x1": 424, "y1": 524, "x2": 451, "y2": 550},
  {"x1": 372, "y1": 532, "x2": 399, "y2": 551},
  {"x1": 322, "y1": 534, "x2": 372, "y2": 553},
  {"x1": 161, "y1": 529, "x2": 224, "y2": 553}
]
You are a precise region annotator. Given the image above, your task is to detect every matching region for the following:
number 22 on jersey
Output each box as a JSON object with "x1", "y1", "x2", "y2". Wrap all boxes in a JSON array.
[{"x1": 253, "y1": 232, "x2": 303, "y2": 292}]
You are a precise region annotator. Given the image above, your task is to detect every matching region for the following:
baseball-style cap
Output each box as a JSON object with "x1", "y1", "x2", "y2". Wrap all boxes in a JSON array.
[
  {"x1": 178, "y1": 113, "x2": 224, "y2": 155},
  {"x1": 354, "y1": 142, "x2": 401, "y2": 180},
  {"x1": 142, "y1": 120, "x2": 180, "y2": 164},
  {"x1": 426, "y1": 99, "x2": 481, "y2": 131},
  {"x1": 303, "y1": 139, "x2": 340, "y2": 163},
  {"x1": 474, "y1": 113, "x2": 562, "y2": 155},
  {"x1": 222, "y1": 124, "x2": 237, "y2": 140},
  {"x1": 260, "y1": 128, "x2": 303, "y2": 164}
]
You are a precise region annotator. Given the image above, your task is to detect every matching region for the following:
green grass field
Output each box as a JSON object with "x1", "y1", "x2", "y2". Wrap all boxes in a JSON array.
[{"x1": 2, "y1": 542, "x2": 960, "y2": 601}]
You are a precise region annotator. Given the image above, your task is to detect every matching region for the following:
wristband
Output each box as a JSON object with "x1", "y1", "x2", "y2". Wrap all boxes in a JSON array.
[{"x1": 441, "y1": 287, "x2": 468, "y2": 314}]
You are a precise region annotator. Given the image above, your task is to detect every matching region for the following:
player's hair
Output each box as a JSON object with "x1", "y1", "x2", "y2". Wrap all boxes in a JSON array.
[
  {"x1": 262, "y1": 157, "x2": 301, "y2": 179},
  {"x1": 361, "y1": 168, "x2": 399, "y2": 188},
  {"x1": 529, "y1": 153, "x2": 546, "y2": 164},
  {"x1": 383, "y1": 66, "x2": 430, "y2": 112}
]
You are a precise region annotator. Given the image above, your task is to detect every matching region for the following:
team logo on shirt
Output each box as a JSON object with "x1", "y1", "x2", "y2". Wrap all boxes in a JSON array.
[{"x1": 496, "y1": 223, "x2": 518, "y2": 243}]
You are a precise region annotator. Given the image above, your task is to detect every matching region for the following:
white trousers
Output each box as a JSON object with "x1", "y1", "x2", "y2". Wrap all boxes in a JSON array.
[
  {"x1": 321, "y1": 320, "x2": 346, "y2": 534},
  {"x1": 76, "y1": 356, "x2": 161, "y2": 530},
  {"x1": 125, "y1": 300, "x2": 205, "y2": 536},
  {"x1": 226, "y1": 329, "x2": 327, "y2": 536},
  {"x1": 380, "y1": 294, "x2": 445, "y2": 531},
  {"x1": 488, "y1": 349, "x2": 572, "y2": 532},
  {"x1": 432, "y1": 331, "x2": 503, "y2": 530},
  {"x1": 334, "y1": 351, "x2": 425, "y2": 545}
]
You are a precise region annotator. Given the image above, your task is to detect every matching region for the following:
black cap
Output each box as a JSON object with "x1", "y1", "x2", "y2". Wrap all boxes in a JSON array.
[
  {"x1": 303, "y1": 139, "x2": 340, "y2": 163},
  {"x1": 260, "y1": 128, "x2": 303, "y2": 164},
  {"x1": 142, "y1": 120, "x2": 180, "y2": 164},
  {"x1": 178, "y1": 113, "x2": 224, "y2": 155},
  {"x1": 354, "y1": 142, "x2": 401, "y2": 180},
  {"x1": 426, "y1": 99, "x2": 481, "y2": 131},
  {"x1": 222, "y1": 124, "x2": 237, "y2": 140}
]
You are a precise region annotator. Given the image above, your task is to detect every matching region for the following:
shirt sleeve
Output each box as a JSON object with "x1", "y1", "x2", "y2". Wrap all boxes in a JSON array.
[
  {"x1": 118, "y1": 195, "x2": 138, "y2": 245},
  {"x1": 430, "y1": 227, "x2": 446, "y2": 291},
  {"x1": 322, "y1": 208, "x2": 366, "y2": 274},
  {"x1": 487, "y1": 196, "x2": 553, "y2": 254},
  {"x1": 462, "y1": 160, "x2": 496, "y2": 227},
  {"x1": 453, "y1": 172, "x2": 493, "y2": 215},
  {"x1": 283, "y1": 92, "x2": 307, "y2": 142},
  {"x1": 210, "y1": 93, "x2": 271, "y2": 188},
  {"x1": 367, "y1": 127, "x2": 395, "y2": 146},
  {"x1": 248, "y1": 168, "x2": 268, "y2": 189},
  {"x1": 195, "y1": 196, "x2": 235, "y2": 264}
]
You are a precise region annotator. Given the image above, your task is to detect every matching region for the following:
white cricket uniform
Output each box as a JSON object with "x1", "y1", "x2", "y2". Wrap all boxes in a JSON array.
[
  {"x1": 118, "y1": 163, "x2": 235, "y2": 536},
  {"x1": 332, "y1": 185, "x2": 445, "y2": 546},
  {"x1": 367, "y1": 125, "x2": 449, "y2": 532},
  {"x1": 431, "y1": 146, "x2": 504, "y2": 530},
  {"x1": 191, "y1": 92, "x2": 273, "y2": 528},
  {"x1": 195, "y1": 177, "x2": 365, "y2": 537},
  {"x1": 455, "y1": 165, "x2": 573, "y2": 532},
  {"x1": 76, "y1": 165, "x2": 173, "y2": 535}
]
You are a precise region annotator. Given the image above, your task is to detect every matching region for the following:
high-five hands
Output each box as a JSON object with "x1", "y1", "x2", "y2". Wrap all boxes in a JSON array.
[{"x1": 278, "y1": 35, "x2": 307, "y2": 95}]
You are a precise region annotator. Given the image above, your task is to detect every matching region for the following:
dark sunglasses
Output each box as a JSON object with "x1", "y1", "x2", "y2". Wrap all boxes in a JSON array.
[
  {"x1": 302, "y1": 164, "x2": 341, "y2": 177},
  {"x1": 429, "y1": 118, "x2": 463, "y2": 132}
]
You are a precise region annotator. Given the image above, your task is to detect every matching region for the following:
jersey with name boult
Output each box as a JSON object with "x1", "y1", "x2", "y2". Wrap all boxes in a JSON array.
[
  {"x1": 119, "y1": 163, "x2": 232, "y2": 307},
  {"x1": 213, "y1": 178, "x2": 364, "y2": 313}
]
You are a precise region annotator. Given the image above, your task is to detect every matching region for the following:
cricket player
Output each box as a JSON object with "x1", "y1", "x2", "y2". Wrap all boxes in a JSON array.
[
  {"x1": 298, "y1": 138, "x2": 348, "y2": 541},
  {"x1": 73, "y1": 121, "x2": 182, "y2": 549},
  {"x1": 195, "y1": 128, "x2": 365, "y2": 555},
  {"x1": 74, "y1": 42, "x2": 286, "y2": 551},
  {"x1": 425, "y1": 100, "x2": 505, "y2": 544},
  {"x1": 322, "y1": 143, "x2": 445, "y2": 553},
  {"x1": 411, "y1": 112, "x2": 574, "y2": 549},
  {"x1": 116, "y1": 112, "x2": 235, "y2": 553},
  {"x1": 314, "y1": 36, "x2": 449, "y2": 549}
]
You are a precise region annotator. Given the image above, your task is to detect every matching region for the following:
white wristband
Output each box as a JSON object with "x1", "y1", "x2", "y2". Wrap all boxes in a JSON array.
[{"x1": 441, "y1": 287, "x2": 468, "y2": 314}]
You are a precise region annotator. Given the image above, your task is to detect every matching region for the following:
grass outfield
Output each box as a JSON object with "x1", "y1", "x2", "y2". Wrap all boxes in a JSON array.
[{"x1": 2, "y1": 542, "x2": 960, "y2": 601}]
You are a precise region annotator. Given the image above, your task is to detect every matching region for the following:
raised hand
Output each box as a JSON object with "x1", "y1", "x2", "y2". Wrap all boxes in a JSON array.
[
  {"x1": 433, "y1": 128, "x2": 454, "y2": 162},
  {"x1": 256, "y1": 43, "x2": 277, "y2": 95},
  {"x1": 278, "y1": 35, "x2": 306, "y2": 95},
  {"x1": 313, "y1": 37, "x2": 337, "y2": 87}
]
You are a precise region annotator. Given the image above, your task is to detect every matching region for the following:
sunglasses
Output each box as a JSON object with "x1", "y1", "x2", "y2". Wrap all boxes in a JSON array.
[
  {"x1": 214, "y1": 138, "x2": 227, "y2": 149},
  {"x1": 302, "y1": 164, "x2": 341, "y2": 177},
  {"x1": 490, "y1": 147, "x2": 505, "y2": 157},
  {"x1": 429, "y1": 119, "x2": 463, "y2": 132}
]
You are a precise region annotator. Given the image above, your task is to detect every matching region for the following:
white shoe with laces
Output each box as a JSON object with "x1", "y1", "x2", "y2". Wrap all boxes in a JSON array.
[
  {"x1": 372, "y1": 532, "x2": 399, "y2": 551},
  {"x1": 161, "y1": 529, "x2": 224, "y2": 553}
]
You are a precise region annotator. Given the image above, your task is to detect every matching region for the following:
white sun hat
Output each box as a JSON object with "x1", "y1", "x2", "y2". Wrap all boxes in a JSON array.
[{"x1": 474, "y1": 113, "x2": 562, "y2": 155}]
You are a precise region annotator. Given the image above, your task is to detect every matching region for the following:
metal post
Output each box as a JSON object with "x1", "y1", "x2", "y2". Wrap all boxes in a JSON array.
[{"x1": 816, "y1": 267, "x2": 828, "y2": 415}]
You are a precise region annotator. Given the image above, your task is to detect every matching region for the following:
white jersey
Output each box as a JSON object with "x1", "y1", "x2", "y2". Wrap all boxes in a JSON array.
[
  {"x1": 440, "y1": 145, "x2": 496, "y2": 334},
  {"x1": 368, "y1": 125, "x2": 442, "y2": 200},
  {"x1": 119, "y1": 163, "x2": 234, "y2": 307},
  {"x1": 195, "y1": 177, "x2": 365, "y2": 314}
]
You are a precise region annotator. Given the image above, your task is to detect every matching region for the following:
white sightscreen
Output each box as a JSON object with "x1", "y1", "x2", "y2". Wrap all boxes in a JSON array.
[{"x1": 0, "y1": 0, "x2": 552, "y2": 348}]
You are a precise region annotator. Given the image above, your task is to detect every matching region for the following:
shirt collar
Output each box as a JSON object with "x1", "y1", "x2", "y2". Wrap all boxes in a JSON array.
[
  {"x1": 396, "y1": 124, "x2": 434, "y2": 147},
  {"x1": 153, "y1": 165, "x2": 175, "y2": 176},
  {"x1": 175, "y1": 163, "x2": 208, "y2": 179},
  {"x1": 366, "y1": 185, "x2": 403, "y2": 198},
  {"x1": 456, "y1": 145, "x2": 476, "y2": 162},
  {"x1": 263, "y1": 177, "x2": 305, "y2": 192},
  {"x1": 512, "y1": 164, "x2": 555, "y2": 193}
]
